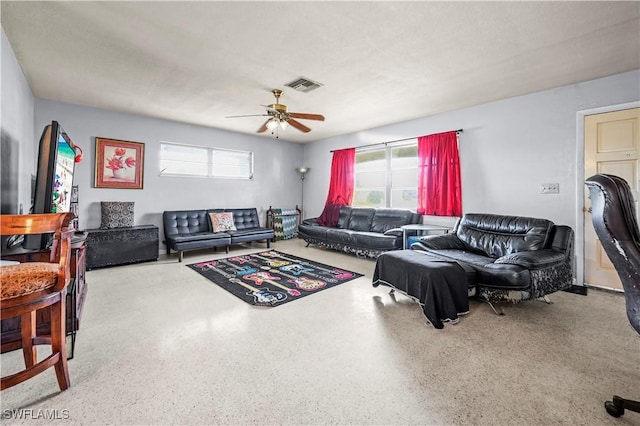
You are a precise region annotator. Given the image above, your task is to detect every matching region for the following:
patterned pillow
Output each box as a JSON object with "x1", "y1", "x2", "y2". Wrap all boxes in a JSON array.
[
  {"x1": 100, "y1": 201, "x2": 135, "y2": 229},
  {"x1": 209, "y1": 212, "x2": 236, "y2": 232}
]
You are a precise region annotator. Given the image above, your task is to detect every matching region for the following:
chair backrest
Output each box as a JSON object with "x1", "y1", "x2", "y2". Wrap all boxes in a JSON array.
[
  {"x1": 163, "y1": 210, "x2": 209, "y2": 236},
  {"x1": 585, "y1": 174, "x2": 640, "y2": 335},
  {"x1": 455, "y1": 213, "x2": 554, "y2": 258},
  {"x1": 0, "y1": 213, "x2": 74, "y2": 292}
]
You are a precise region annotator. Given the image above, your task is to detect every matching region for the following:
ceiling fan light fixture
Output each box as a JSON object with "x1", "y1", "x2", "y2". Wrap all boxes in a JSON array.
[
  {"x1": 228, "y1": 89, "x2": 323, "y2": 136},
  {"x1": 266, "y1": 119, "x2": 278, "y2": 130}
]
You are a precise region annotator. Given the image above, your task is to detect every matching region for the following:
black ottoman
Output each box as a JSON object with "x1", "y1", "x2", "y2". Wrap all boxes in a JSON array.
[{"x1": 372, "y1": 250, "x2": 476, "y2": 328}]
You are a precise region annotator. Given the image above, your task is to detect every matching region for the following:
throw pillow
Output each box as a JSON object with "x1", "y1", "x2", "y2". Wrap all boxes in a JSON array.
[
  {"x1": 209, "y1": 212, "x2": 237, "y2": 232},
  {"x1": 100, "y1": 201, "x2": 134, "y2": 229}
]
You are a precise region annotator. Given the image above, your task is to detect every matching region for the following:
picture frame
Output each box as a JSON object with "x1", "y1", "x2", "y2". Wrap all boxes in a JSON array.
[
  {"x1": 70, "y1": 185, "x2": 78, "y2": 203},
  {"x1": 95, "y1": 137, "x2": 145, "y2": 189}
]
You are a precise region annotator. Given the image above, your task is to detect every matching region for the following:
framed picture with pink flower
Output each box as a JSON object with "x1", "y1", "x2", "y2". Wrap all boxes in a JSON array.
[{"x1": 95, "y1": 137, "x2": 145, "y2": 189}]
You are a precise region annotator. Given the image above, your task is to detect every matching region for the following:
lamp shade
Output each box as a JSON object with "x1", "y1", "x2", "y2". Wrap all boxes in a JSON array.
[{"x1": 266, "y1": 119, "x2": 278, "y2": 130}]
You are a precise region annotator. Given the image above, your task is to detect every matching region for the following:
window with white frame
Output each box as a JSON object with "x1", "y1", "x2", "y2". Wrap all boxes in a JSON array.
[
  {"x1": 160, "y1": 142, "x2": 253, "y2": 179},
  {"x1": 353, "y1": 142, "x2": 418, "y2": 209}
]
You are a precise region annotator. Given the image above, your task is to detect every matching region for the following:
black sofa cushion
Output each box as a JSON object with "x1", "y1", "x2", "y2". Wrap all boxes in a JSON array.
[
  {"x1": 371, "y1": 209, "x2": 416, "y2": 233},
  {"x1": 348, "y1": 208, "x2": 375, "y2": 231},
  {"x1": 456, "y1": 213, "x2": 553, "y2": 258},
  {"x1": 227, "y1": 228, "x2": 274, "y2": 244},
  {"x1": 326, "y1": 228, "x2": 357, "y2": 245},
  {"x1": 300, "y1": 223, "x2": 328, "y2": 240},
  {"x1": 164, "y1": 210, "x2": 211, "y2": 237},
  {"x1": 354, "y1": 232, "x2": 401, "y2": 251},
  {"x1": 169, "y1": 232, "x2": 227, "y2": 243},
  {"x1": 169, "y1": 235, "x2": 231, "y2": 252},
  {"x1": 337, "y1": 207, "x2": 352, "y2": 229},
  {"x1": 230, "y1": 209, "x2": 262, "y2": 230}
]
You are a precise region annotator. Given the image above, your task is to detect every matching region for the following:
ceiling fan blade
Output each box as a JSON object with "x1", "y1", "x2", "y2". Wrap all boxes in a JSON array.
[
  {"x1": 289, "y1": 112, "x2": 325, "y2": 121},
  {"x1": 226, "y1": 114, "x2": 269, "y2": 118},
  {"x1": 287, "y1": 118, "x2": 311, "y2": 133},
  {"x1": 257, "y1": 120, "x2": 270, "y2": 133}
]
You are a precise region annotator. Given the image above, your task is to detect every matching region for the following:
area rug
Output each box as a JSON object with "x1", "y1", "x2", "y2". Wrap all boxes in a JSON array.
[{"x1": 188, "y1": 250, "x2": 363, "y2": 306}]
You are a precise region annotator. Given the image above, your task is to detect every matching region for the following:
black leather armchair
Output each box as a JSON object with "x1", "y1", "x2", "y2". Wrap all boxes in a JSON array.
[
  {"x1": 412, "y1": 213, "x2": 574, "y2": 312},
  {"x1": 585, "y1": 174, "x2": 640, "y2": 418}
]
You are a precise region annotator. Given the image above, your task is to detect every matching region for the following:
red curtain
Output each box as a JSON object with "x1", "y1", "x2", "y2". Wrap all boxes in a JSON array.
[
  {"x1": 417, "y1": 131, "x2": 462, "y2": 216},
  {"x1": 324, "y1": 148, "x2": 355, "y2": 207}
]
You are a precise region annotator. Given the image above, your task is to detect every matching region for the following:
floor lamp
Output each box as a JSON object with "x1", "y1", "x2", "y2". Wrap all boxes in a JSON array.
[{"x1": 296, "y1": 167, "x2": 309, "y2": 219}]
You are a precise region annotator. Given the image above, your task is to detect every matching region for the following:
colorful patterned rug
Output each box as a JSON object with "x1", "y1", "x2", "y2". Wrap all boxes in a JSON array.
[{"x1": 188, "y1": 250, "x2": 363, "y2": 306}]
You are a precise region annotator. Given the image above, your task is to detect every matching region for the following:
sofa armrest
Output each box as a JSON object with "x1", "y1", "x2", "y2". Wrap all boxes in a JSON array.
[
  {"x1": 302, "y1": 218, "x2": 319, "y2": 226},
  {"x1": 494, "y1": 249, "x2": 567, "y2": 269},
  {"x1": 413, "y1": 233, "x2": 467, "y2": 250},
  {"x1": 383, "y1": 228, "x2": 403, "y2": 237}
]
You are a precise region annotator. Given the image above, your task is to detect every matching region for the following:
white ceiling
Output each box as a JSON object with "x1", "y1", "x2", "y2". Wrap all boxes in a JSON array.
[{"x1": 2, "y1": 1, "x2": 639, "y2": 143}]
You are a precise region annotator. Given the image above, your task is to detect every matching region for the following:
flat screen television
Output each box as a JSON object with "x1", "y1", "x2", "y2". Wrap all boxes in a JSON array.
[{"x1": 23, "y1": 121, "x2": 77, "y2": 250}]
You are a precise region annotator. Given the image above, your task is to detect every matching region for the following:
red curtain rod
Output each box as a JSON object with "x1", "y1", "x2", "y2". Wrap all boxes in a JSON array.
[{"x1": 330, "y1": 129, "x2": 463, "y2": 152}]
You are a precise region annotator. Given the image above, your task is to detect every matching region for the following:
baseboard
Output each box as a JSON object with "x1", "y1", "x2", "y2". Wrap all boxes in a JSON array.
[{"x1": 563, "y1": 285, "x2": 588, "y2": 296}]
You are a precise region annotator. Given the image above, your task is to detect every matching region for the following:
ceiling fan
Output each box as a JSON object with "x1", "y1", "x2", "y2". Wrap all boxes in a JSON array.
[{"x1": 226, "y1": 89, "x2": 325, "y2": 135}]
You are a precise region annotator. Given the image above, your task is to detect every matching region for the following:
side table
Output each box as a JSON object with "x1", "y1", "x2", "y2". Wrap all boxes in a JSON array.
[{"x1": 401, "y1": 224, "x2": 450, "y2": 249}]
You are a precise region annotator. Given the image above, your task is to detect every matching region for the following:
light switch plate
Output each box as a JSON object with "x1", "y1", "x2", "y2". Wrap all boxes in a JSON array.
[{"x1": 541, "y1": 183, "x2": 560, "y2": 194}]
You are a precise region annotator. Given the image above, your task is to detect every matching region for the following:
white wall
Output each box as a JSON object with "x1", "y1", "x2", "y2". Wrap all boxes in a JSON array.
[
  {"x1": 1, "y1": 28, "x2": 35, "y2": 214},
  {"x1": 34, "y1": 100, "x2": 304, "y2": 245},
  {"x1": 303, "y1": 70, "x2": 640, "y2": 233}
]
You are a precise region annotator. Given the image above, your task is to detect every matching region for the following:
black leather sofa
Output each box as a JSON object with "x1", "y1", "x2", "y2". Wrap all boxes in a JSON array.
[
  {"x1": 299, "y1": 207, "x2": 421, "y2": 258},
  {"x1": 163, "y1": 208, "x2": 274, "y2": 262},
  {"x1": 411, "y1": 213, "x2": 574, "y2": 308}
]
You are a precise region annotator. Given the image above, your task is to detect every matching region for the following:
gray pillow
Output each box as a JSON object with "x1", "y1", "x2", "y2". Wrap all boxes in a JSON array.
[{"x1": 100, "y1": 201, "x2": 134, "y2": 229}]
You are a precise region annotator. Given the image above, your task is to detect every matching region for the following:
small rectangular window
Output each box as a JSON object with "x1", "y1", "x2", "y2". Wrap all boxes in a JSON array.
[{"x1": 160, "y1": 142, "x2": 253, "y2": 179}]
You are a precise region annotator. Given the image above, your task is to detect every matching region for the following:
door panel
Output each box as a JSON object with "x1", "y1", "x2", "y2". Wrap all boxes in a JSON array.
[{"x1": 584, "y1": 108, "x2": 639, "y2": 291}]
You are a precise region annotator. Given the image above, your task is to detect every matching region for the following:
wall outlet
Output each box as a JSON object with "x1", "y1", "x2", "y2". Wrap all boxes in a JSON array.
[{"x1": 541, "y1": 183, "x2": 560, "y2": 194}]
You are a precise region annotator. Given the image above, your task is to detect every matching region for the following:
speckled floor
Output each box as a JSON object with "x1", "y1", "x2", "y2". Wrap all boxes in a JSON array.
[{"x1": 1, "y1": 238, "x2": 638, "y2": 425}]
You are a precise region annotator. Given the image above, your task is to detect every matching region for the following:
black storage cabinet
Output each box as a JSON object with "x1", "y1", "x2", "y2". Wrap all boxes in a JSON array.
[{"x1": 86, "y1": 225, "x2": 159, "y2": 270}]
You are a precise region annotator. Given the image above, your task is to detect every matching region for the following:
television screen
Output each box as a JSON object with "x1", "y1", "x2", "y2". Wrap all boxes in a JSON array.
[
  {"x1": 23, "y1": 121, "x2": 77, "y2": 250},
  {"x1": 52, "y1": 134, "x2": 75, "y2": 213}
]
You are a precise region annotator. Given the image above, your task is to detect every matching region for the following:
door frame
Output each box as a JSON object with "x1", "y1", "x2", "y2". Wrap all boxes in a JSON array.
[{"x1": 575, "y1": 101, "x2": 639, "y2": 287}]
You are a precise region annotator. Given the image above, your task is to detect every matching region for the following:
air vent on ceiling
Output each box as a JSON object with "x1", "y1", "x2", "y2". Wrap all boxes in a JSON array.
[{"x1": 285, "y1": 77, "x2": 323, "y2": 93}]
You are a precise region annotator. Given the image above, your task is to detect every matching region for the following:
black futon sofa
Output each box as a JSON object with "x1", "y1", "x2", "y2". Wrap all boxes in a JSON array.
[
  {"x1": 299, "y1": 206, "x2": 421, "y2": 258},
  {"x1": 163, "y1": 208, "x2": 274, "y2": 262},
  {"x1": 411, "y1": 213, "x2": 574, "y2": 307}
]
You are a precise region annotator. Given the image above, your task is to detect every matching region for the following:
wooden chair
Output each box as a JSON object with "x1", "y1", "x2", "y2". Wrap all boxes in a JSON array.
[{"x1": 1, "y1": 213, "x2": 74, "y2": 391}]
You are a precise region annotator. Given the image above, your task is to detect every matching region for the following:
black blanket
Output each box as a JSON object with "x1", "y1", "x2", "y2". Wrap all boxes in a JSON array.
[{"x1": 372, "y1": 250, "x2": 469, "y2": 329}]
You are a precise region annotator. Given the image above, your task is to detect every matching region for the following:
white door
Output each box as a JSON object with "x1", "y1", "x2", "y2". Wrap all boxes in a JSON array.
[{"x1": 584, "y1": 108, "x2": 640, "y2": 291}]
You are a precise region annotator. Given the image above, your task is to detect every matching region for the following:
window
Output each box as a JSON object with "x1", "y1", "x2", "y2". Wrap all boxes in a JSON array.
[
  {"x1": 353, "y1": 142, "x2": 418, "y2": 208},
  {"x1": 160, "y1": 142, "x2": 253, "y2": 179}
]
